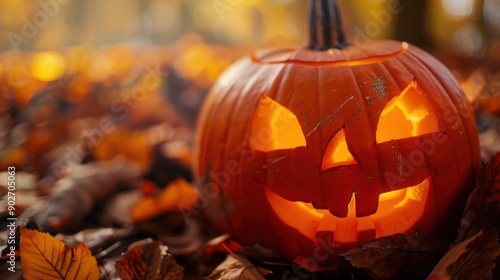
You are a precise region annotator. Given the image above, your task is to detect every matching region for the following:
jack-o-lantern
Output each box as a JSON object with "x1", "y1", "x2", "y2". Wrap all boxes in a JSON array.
[{"x1": 194, "y1": 0, "x2": 481, "y2": 266}]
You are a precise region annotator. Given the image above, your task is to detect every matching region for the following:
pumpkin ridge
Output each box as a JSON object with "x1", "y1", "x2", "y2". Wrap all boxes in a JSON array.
[
  {"x1": 271, "y1": 63, "x2": 296, "y2": 107},
  {"x1": 213, "y1": 62, "x2": 263, "y2": 230},
  {"x1": 306, "y1": 95, "x2": 354, "y2": 138},
  {"x1": 317, "y1": 65, "x2": 328, "y2": 210},
  {"x1": 396, "y1": 49, "x2": 477, "y2": 236},
  {"x1": 405, "y1": 50, "x2": 479, "y2": 168},
  {"x1": 344, "y1": 65, "x2": 383, "y2": 216},
  {"x1": 403, "y1": 50, "x2": 475, "y2": 168},
  {"x1": 343, "y1": 65, "x2": 373, "y2": 164},
  {"x1": 195, "y1": 60, "x2": 252, "y2": 176},
  {"x1": 396, "y1": 55, "x2": 465, "y2": 172}
]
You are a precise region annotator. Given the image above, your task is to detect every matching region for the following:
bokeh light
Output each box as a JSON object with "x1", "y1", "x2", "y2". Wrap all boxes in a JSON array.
[
  {"x1": 442, "y1": 0, "x2": 475, "y2": 17},
  {"x1": 484, "y1": 0, "x2": 500, "y2": 29},
  {"x1": 452, "y1": 23, "x2": 486, "y2": 57},
  {"x1": 30, "y1": 51, "x2": 65, "y2": 82}
]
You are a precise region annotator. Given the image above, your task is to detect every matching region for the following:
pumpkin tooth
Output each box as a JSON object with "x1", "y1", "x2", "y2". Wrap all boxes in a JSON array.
[
  {"x1": 324, "y1": 188, "x2": 353, "y2": 218},
  {"x1": 316, "y1": 215, "x2": 336, "y2": 245},
  {"x1": 355, "y1": 191, "x2": 380, "y2": 217}
]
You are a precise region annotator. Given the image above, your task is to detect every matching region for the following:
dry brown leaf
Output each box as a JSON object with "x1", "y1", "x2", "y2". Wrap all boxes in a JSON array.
[
  {"x1": 131, "y1": 178, "x2": 199, "y2": 223},
  {"x1": 203, "y1": 234, "x2": 244, "y2": 255},
  {"x1": 427, "y1": 153, "x2": 500, "y2": 280},
  {"x1": 156, "y1": 251, "x2": 184, "y2": 280},
  {"x1": 341, "y1": 233, "x2": 443, "y2": 280},
  {"x1": 115, "y1": 239, "x2": 183, "y2": 280},
  {"x1": 56, "y1": 227, "x2": 134, "y2": 254},
  {"x1": 21, "y1": 158, "x2": 142, "y2": 232},
  {"x1": 428, "y1": 230, "x2": 500, "y2": 280},
  {"x1": 144, "y1": 144, "x2": 193, "y2": 188},
  {"x1": 159, "y1": 140, "x2": 194, "y2": 168},
  {"x1": 20, "y1": 228, "x2": 99, "y2": 280},
  {"x1": 205, "y1": 254, "x2": 267, "y2": 280},
  {"x1": 456, "y1": 152, "x2": 500, "y2": 244}
]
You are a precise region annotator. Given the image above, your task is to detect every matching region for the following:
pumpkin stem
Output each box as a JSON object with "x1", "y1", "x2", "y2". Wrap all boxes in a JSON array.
[{"x1": 307, "y1": 0, "x2": 348, "y2": 50}]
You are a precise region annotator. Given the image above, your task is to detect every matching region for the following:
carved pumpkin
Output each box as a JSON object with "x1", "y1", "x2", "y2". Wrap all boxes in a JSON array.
[{"x1": 194, "y1": 0, "x2": 481, "y2": 266}]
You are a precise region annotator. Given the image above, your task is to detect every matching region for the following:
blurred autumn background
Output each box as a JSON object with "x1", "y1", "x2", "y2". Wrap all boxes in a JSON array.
[{"x1": 0, "y1": 0, "x2": 499, "y2": 278}]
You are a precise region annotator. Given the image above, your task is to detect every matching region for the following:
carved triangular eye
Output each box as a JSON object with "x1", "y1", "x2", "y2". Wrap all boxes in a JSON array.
[
  {"x1": 249, "y1": 94, "x2": 306, "y2": 151},
  {"x1": 322, "y1": 128, "x2": 358, "y2": 170},
  {"x1": 376, "y1": 80, "x2": 439, "y2": 143}
]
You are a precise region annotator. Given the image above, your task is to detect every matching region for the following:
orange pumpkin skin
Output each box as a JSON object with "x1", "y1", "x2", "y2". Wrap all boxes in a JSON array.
[{"x1": 194, "y1": 2, "x2": 481, "y2": 267}]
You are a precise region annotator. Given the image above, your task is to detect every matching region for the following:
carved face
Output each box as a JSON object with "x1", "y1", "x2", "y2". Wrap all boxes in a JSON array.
[
  {"x1": 249, "y1": 80, "x2": 437, "y2": 244},
  {"x1": 194, "y1": 41, "x2": 480, "y2": 263}
]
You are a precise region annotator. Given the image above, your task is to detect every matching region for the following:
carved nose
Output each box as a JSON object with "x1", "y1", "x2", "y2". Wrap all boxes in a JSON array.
[
  {"x1": 320, "y1": 171, "x2": 380, "y2": 218},
  {"x1": 321, "y1": 129, "x2": 358, "y2": 171},
  {"x1": 322, "y1": 191, "x2": 379, "y2": 218}
]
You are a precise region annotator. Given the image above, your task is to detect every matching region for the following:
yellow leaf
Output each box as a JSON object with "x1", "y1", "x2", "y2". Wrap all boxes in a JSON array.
[{"x1": 20, "y1": 228, "x2": 100, "y2": 280}]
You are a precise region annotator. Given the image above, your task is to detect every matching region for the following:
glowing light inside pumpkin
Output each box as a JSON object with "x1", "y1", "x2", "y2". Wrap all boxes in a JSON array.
[
  {"x1": 376, "y1": 80, "x2": 439, "y2": 143},
  {"x1": 249, "y1": 94, "x2": 306, "y2": 151},
  {"x1": 322, "y1": 129, "x2": 357, "y2": 170},
  {"x1": 252, "y1": 81, "x2": 437, "y2": 243},
  {"x1": 266, "y1": 177, "x2": 431, "y2": 243}
]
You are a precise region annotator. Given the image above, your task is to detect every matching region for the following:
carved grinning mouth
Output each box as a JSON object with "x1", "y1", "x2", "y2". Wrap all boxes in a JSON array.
[{"x1": 265, "y1": 177, "x2": 431, "y2": 243}]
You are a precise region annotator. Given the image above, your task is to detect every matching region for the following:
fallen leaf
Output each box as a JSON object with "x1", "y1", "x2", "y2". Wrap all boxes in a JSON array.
[
  {"x1": 159, "y1": 140, "x2": 194, "y2": 168},
  {"x1": 204, "y1": 234, "x2": 244, "y2": 255},
  {"x1": 115, "y1": 239, "x2": 183, "y2": 280},
  {"x1": 132, "y1": 178, "x2": 199, "y2": 223},
  {"x1": 455, "y1": 153, "x2": 500, "y2": 244},
  {"x1": 141, "y1": 180, "x2": 160, "y2": 196},
  {"x1": 156, "y1": 250, "x2": 185, "y2": 280},
  {"x1": 56, "y1": 227, "x2": 134, "y2": 253},
  {"x1": 341, "y1": 233, "x2": 444, "y2": 280},
  {"x1": 93, "y1": 129, "x2": 153, "y2": 173},
  {"x1": 144, "y1": 144, "x2": 193, "y2": 189},
  {"x1": 205, "y1": 254, "x2": 267, "y2": 280},
  {"x1": 99, "y1": 190, "x2": 143, "y2": 227},
  {"x1": 99, "y1": 260, "x2": 121, "y2": 280},
  {"x1": 20, "y1": 158, "x2": 142, "y2": 232},
  {"x1": 20, "y1": 228, "x2": 99, "y2": 280},
  {"x1": 428, "y1": 230, "x2": 500, "y2": 280},
  {"x1": 447, "y1": 152, "x2": 500, "y2": 279},
  {"x1": 479, "y1": 116, "x2": 500, "y2": 161},
  {"x1": 158, "y1": 220, "x2": 202, "y2": 256}
]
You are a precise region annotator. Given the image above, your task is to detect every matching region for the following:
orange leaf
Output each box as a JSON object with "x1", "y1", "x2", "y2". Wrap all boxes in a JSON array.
[
  {"x1": 93, "y1": 130, "x2": 152, "y2": 173},
  {"x1": 132, "y1": 178, "x2": 199, "y2": 223},
  {"x1": 20, "y1": 228, "x2": 99, "y2": 280}
]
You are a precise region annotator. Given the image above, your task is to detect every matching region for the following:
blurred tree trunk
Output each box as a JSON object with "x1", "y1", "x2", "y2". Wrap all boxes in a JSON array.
[{"x1": 395, "y1": 0, "x2": 432, "y2": 48}]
